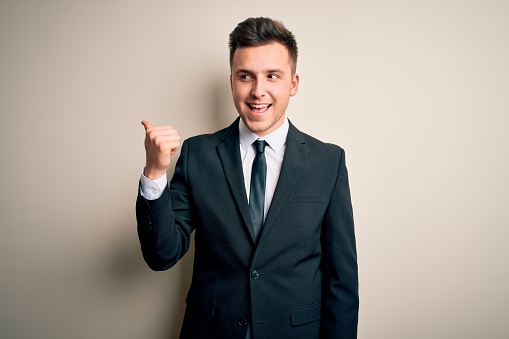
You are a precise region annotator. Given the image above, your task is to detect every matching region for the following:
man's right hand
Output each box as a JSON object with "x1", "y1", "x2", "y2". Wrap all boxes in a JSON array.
[{"x1": 141, "y1": 120, "x2": 181, "y2": 180}]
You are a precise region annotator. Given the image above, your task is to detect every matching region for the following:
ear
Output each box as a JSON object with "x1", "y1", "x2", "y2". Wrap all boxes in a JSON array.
[
  {"x1": 230, "y1": 74, "x2": 233, "y2": 92},
  {"x1": 290, "y1": 73, "x2": 299, "y2": 97}
]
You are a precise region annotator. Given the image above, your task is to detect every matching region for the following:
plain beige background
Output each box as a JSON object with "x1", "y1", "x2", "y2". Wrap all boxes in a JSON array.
[{"x1": 1, "y1": 0, "x2": 508, "y2": 338}]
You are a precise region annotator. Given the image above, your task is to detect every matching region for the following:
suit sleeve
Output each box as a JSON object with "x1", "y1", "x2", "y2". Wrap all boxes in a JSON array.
[
  {"x1": 135, "y1": 140, "x2": 194, "y2": 271},
  {"x1": 321, "y1": 148, "x2": 359, "y2": 338}
]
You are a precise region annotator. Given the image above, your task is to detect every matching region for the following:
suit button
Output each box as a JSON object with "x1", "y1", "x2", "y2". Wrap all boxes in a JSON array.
[
  {"x1": 238, "y1": 317, "x2": 247, "y2": 327},
  {"x1": 251, "y1": 270, "x2": 259, "y2": 279}
]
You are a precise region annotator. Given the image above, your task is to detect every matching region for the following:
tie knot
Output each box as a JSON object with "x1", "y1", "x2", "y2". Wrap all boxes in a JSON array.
[{"x1": 253, "y1": 140, "x2": 267, "y2": 153}]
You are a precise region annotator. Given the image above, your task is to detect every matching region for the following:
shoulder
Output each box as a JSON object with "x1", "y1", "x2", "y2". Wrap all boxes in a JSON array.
[
  {"x1": 184, "y1": 120, "x2": 238, "y2": 147},
  {"x1": 288, "y1": 121, "x2": 345, "y2": 157}
]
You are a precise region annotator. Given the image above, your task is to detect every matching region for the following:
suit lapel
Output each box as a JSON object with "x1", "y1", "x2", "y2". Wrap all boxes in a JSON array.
[
  {"x1": 216, "y1": 118, "x2": 256, "y2": 242},
  {"x1": 260, "y1": 123, "x2": 308, "y2": 242}
]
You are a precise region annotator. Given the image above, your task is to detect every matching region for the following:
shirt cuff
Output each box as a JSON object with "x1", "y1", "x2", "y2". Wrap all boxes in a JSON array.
[{"x1": 139, "y1": 170, "x2": 168, "y2": 200}]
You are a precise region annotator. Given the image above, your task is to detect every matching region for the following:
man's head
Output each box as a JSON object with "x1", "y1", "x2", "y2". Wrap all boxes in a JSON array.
[
  {"x1": 229, "y1": 17, "x2": 298, "y2": 75},
  {"x1": 229, "y1": 18, "x2": 300, "y2": 136}
]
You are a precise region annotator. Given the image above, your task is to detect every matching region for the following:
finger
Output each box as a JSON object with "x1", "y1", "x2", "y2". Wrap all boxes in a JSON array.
[
  {"x1": 169, "y1": 142, "x2": 181, "y2": 155},
  {"x1": 141, "y1": 120, "x2": 153, "y2": 131},
  {"x1": 145, "y1": 129, "x2": 179, "y2": 143},
  {"x1": 147, "y1": 126, "x2": 178, "y2": 134},
  {"x1": 151, "y1": 139, "x2": 180, "y2": 156},
  {"x1": 152, "y1": 134, "x2": 181, "y2": 145}
]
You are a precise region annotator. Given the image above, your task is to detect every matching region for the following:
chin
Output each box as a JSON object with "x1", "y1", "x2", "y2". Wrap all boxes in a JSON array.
[{"x1": 244, "y1": 120, "x2": 264, "y2": 133}]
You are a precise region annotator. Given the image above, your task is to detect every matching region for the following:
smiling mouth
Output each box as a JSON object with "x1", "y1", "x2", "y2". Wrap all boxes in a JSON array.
[{"x1": 248, "y1": 103, "x2": 272, "y2": 113}]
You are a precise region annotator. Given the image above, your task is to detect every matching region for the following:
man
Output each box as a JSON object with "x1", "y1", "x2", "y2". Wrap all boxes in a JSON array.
[{"x1": 136, "y1": 17, "x2": 358, "y2": 338}]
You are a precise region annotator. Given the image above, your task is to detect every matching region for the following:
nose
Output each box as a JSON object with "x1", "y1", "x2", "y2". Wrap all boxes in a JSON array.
[{"x1": 251, "y1": 79, "x2": 266, "y2": 98}]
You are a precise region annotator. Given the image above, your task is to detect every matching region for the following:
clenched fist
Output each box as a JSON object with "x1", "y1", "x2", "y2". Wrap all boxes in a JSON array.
[{"x1": 141, "y1": 120, "x2": 181, "y2": 180}]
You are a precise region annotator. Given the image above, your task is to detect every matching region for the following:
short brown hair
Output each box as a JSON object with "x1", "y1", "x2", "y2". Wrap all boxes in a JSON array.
[{"x1": 228, "y1": 17, "x2": 298, "y2": 73}]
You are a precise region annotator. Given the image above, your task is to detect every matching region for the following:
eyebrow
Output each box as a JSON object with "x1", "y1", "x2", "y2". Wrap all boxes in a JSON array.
[
  {"x1": 235, "y1": 69, "x2": 252, "y2": 75},
  {"x1": 235, "y1": 68, "x2": 286, "y2": 75},
  {"x1": 267, "y1": 69, "x2": 285, "y2": 74}
]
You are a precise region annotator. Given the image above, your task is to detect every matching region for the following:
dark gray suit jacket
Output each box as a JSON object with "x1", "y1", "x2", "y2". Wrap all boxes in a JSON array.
[{"x1": 136, "y1": 118, "x2": 358, "y2": 338}]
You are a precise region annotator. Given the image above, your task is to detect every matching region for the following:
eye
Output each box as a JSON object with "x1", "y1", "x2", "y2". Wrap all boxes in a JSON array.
[
  {"x1": 239, "y1": 74, "x2": 253, "y2": 80},
  {"x1": 268, "y1": 74, "x2": 280, "y2": 80}
]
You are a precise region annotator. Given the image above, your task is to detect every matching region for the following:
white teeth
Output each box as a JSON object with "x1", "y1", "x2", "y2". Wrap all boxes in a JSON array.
[{"x1": 250, "y1": 104, "x2": 269, "y2": 109}]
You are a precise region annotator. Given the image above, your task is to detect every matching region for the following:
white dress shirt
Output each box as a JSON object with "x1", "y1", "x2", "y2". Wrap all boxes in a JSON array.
[
  {"x1": 140, "y1": 118, "x2": 289, "y2": 220},
  {"x1": 238, "y1": 118, "x2": 288, "y2": 220}
]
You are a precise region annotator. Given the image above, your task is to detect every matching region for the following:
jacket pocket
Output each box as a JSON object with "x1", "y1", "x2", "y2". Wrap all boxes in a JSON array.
[
  {"x1": 289, "y1": 195, "x2": 327, "y2": 203},
  {"x1": 186, "y1": 293, "x2": 216, "y2": 317},
  {"x1": 290, "y1": 301, "x2": 321, "y2": 326}
]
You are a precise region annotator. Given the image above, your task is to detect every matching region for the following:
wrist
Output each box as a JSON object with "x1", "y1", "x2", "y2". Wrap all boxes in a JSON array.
[{"x1": 143, "y1": 167, "x2": 167, "y2": 180}]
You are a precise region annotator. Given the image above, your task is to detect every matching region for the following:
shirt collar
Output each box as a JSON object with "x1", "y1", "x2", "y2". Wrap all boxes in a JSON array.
[{"x1": 239, "y1": 117, "x2": 289, "y2": 154}]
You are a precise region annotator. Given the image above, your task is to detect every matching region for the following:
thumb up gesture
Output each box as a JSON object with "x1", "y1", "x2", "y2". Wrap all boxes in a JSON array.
[{"x1": 141, "y1": 120, "x2": 181, "y2": 180}]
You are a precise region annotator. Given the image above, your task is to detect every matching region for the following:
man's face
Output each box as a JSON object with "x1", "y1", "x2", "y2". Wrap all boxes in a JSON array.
[{"x1": 230, "y1": 42, "x2": 299, "y2": 136}]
